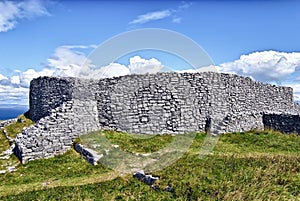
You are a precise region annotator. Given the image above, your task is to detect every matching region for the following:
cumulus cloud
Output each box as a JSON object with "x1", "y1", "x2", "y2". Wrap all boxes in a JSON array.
[
  {"x1": 218, "y1": 50, "x2": 300, "y2": 102},
  {"x1": 0, "y1": 0, "x2": 49, "y2": 32},
  {"x1": 129, "y1": 2, "x2": 191, "y2": 25},
  {"x1": 47, "y1": 46, "x2": 92, "y2": 77},
  {"x1": 218, "y1": 50, "x2": 300, "y2": 84},
  {"x1": 0, "y1": 45, "x2": 95, "y2": 105},
  {"x1": 4, "y1": 44, "x2": 90, "y2": 91},
  {"x1": 85, "y1": 56, "x2": 164, "y2": 79},
  {"x1": 0, "y1": 45, "x2": 165, "y2": 105},
  {"x1": 128, "y1": 56, "x2": 163, "y2": 74},
  {"x1": 10, "y1": 75, "x2": 20, "y2": 85},
  {"x1": 0, "y1": 68, "x2": 55, "y2": 104}
]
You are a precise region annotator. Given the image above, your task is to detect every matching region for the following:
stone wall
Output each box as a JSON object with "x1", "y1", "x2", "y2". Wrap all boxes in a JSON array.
[
  {"x1": 29, "y1": 77, "x2": 74, "y2": 122},
  {"x1": 95, "y1": 72, "x2": 299, "y2": 134},
  {"x1": 14, "y1": 72, "x2": 300, "y2": 163},
  {"x1": 15, "y1": 77, "x2": 101, "y2": 163},
  {"x1": 263, "y1": 114, "x2": 300, "y2": 134}
]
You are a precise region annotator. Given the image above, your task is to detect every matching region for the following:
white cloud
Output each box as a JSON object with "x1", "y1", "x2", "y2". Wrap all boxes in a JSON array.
[
  {"x1": 18, "y1": 0, "x2": 49, "y2": 18},
  {"x1": 0, "y1": 0, "x2": 49, "y2": 32},
  {"x1": 0, "y1": 74, "x2": 8, "y2": 80},
  {"x1": 47, "y1": 46, "x2": 91, "y2": 77},
  {"x1": 128, "y1": 56, "x2": 163, "y2": 74},
  {"x1": 0, "y1": 84, "x2": 28, "y2": 105},
  {"x1": 129, "y1": 2, "x2": 191, "y2": 25},
  {"x1": 0, "y1": 1, "x2": 19, "y2": 32},
  {"x1": 85, "y1": 56, "x2": 164, "y2": 79},
  {"x1": 88, "y1": 63, "x2": 130, "y2": 79},
  {"x1": 10, "y1": 75, "x2": 20, "y2": 85},
  {"x1": 172, "y1": 17, "x2": 182, "y2": 23},
  {"x1": 219, "y1": 50, "x2": 300, "y2": 84},
  {"x1": 218, "y1": 50, "x2": 300, "y2": 102},
  {"x1": 18, "y1": 68, "x2": 54, "y2": 87},
  {"x1": 130, "y1": 10, "x2": 171, "y2": 24},
  {"x1": 0, "y1": 45, "x2": 95, "y2": 105},
  {"x1": 0, "y1": 45, "x2": 165, "y2": 105},
  {"x1": 177, "y1": 2, "x2": 193, "y2": 11}
]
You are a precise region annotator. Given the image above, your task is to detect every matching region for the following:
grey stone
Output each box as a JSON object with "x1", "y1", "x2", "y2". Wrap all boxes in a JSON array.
[{"x1": 13, "y1": 72, "x2": 300, "y2": 163}]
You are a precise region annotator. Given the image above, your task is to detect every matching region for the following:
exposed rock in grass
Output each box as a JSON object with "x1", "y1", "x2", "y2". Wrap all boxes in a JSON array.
[
  {"x1": 74, "y1": 143, "x2": 103, "y2": 165},
  {"x1": 133, "y1": 170, "x2": 159, "y2": 185}
]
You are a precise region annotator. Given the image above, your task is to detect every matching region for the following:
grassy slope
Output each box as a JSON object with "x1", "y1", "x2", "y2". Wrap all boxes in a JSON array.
[
  {"x1": 0, "y1": 115, "x2": 34, "y2": 172},
  {"x1": 0, "y1": 129, "x2": 299, "y2": 200}
]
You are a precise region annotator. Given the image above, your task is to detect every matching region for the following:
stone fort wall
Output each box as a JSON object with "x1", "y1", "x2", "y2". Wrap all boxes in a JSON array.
[{"x1": 14, "y1": 72, "x2": 300, "y2": 163}]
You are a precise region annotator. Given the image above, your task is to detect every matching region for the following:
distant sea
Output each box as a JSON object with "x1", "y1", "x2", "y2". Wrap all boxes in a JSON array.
[{"x1": 0, "y1": 105, "x2": 28, "y2": 120}]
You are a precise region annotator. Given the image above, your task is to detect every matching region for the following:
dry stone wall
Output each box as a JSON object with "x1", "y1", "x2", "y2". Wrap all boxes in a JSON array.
[
  {"x1": 263, "y1": 114, "x2": 300, "y2": 134},
  {"x1": 14, "y1": 72, "x2": 300, "y2": 163},
  {"x1": 29, "y1": 77, "x2": 74, "y2": 122},
  {"x1": 95, "y1": 72, "x2": 299, "y2": 134},
  {"x1": 15, "y1": 78, "x2": 101, "y2": 163}
]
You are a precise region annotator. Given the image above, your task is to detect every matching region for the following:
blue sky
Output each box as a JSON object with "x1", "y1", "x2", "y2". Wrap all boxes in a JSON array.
[{"x1": 0, "y1": 0, "x2": 299, "y2": 105}]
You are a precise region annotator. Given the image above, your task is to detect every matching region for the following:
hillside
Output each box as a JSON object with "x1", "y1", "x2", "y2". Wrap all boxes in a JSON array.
[{"x1": 0, "y1": 120, "x2": 299, "y2": 200}]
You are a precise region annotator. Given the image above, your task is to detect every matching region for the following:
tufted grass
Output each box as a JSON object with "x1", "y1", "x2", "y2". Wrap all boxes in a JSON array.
[{"x1": 0, "y1": 129, "x2": 299, "y2": 200}]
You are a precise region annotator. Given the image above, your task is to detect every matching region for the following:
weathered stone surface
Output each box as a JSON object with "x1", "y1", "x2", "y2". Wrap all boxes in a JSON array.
[
  {"x1": 74, "y1": 143, "x2": 103, "y2": 165},
  {"x1": 263, "y1": 114, "x2": 300, "y2": 134},
  {"x1": 133, "y1": 170, "x2": 159, "y2": 185},
  {"x1": 13, "y1": 72, "x2": 300, "y2": 163}
]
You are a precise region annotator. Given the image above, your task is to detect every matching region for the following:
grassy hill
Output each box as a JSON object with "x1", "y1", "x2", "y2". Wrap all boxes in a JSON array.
[{"x1": 0, "y1": 120, "x2": 299, "y2": 200}]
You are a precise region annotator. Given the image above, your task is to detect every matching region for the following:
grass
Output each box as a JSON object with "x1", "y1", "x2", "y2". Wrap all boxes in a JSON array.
[
  {"x1": 0, "y1": 128, "x2": 299, "y2": 200},
  {"x1": 3, "y1": 115, "x2": 34, "y2": 139},
  {"x1": 0, "y1": 128, "x2": 10, "y2": 153},
  {"x1": 0, "y1": 115, "x2": 34, "y2": 175},
  {"x1": 80, "y1": 130, "x2": 175, "y2": 153}
]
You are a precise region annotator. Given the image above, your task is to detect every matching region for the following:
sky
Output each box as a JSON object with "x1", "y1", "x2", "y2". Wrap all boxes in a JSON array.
[{"x1": 0, "y1": 0, "x2": 299, "y2": 105}]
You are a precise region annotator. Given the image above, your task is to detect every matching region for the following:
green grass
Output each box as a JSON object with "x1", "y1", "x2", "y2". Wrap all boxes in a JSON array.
[
  {"x1": 0, "y1": 128, "x2": 10, "y2": 153},
  {"x1": 4, "y1": 115, "x2": 34, "y2": 139},
  {"x1": 0, "y1": 129, "x2": 299, "y2": 200},
  {"x1": 0, "y1": 115, "x2": 34, "y2": 172},
  {"x1": 80, "y1": 130, "x2": 174, "y2": 153}
]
